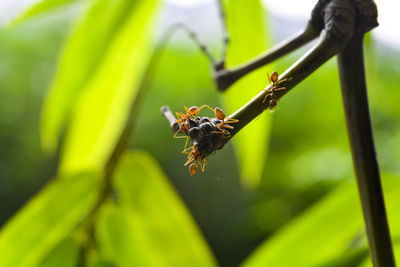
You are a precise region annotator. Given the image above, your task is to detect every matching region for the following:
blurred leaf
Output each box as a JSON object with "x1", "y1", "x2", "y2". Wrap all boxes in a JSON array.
[
  {"x1": 9, "y1": 0, "x2": 81, "y2": 27},
  {"x1": 96, "y1": 151, "x2": 217, "y2": 267},
  {"x1": 41, "y1": 0, "x2": 145, "y2": 152},
  {"x1": 88, "y1": 259, "x2": 118, "y2": 267},
  {"x1": 38, "y1": 237, "x2": 80, "y2": 267},
  {"x1": 359, "y1": 242, "x2": 400, "y2": 267},
  {"x1": 320, "y1": 247, "x2": 368, "y2": 267},
  {"x1": 222, "y1": 0, "x2": 272, "y2": 187},
  {"x1": 96, "y1": 204, "x2": 164, "y2": 267},
  {"x1": 241, "y1": 175, "x2": 400, "y2": 267},
  {"x1": 0, "y1": 173, "x2": 99, "y2": 267},
  {"x1": 53, "y1": 0, "x2": 158, "y2": 174}
]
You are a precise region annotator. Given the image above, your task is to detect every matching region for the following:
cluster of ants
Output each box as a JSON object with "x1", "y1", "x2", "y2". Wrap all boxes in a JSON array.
[
  {"x1": 172, "y1": 71, "x2": 286, "y2": 175},
  {"x1": 174, "y1": 105, "x2": 238, "y2": 175}
]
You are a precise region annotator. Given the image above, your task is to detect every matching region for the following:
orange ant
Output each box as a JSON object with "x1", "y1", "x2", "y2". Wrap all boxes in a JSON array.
[
  {"x1": 192, "y1": 105, "x2": 239, "y2": 135},
  {"x1": 189, "y1": 163, "x2": 198, "y2": 175},
  {"x1": 262, "y1": 71, "x2": 288, "y2": 108},
  {"x1": 174, "y1": 105, "x2": 207, "y2": 154},
  {"x1": 213, "y1": 107, "x2": 239, "y2": 135},
  {"x1": 174, "y1": 105, "x2": 239, "y2": 175},
  {"x1": 184, "y1": 145, "x2": 207, "y2": 175},
  {"x1": 174, "y1": 106, "x2": 200, "y2": 135},
  {"x1": 175, "y1": 105, "x2": 238, "y2": 152}
]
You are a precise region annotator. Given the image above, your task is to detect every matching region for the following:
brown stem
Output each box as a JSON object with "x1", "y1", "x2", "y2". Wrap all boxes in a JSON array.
[
  {"x1": 214, "y1": 23, "x2": 320, "y2": 91},
  {"x1": 226, "y1": 29, "x2": 345, "y2": 137},
  {"x1": 337, "y1": 33, "x2": 395, "y2": 267}
]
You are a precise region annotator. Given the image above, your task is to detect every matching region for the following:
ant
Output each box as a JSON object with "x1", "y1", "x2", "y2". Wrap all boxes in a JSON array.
[
  {"x1": 184, "y1": 144, "x2": 207, "y2": 175},
  {"x1": 193, "y1": 105, "x2": 239, "y2": 135},
  {"x1": 174, "y1": 106, "x2": 201, "y2": 136},
  {"x1": 213, "y1": 107, "x2": 239, "y2": 135},
  {"x1": 174, "y1": 105, "x2": 207, "y2": 154},
  {"x1": 173, "y1": 105, "x2": 240, "y2": 175},
  {"x1": 262, "y1": 71, "x2": 288, "y2": 108}
]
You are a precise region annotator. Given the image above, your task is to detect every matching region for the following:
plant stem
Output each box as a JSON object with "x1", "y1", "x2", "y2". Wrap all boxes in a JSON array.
[
  {"x1": 161, "y1": 106, "x2": 179, "y2": 132},
  {"x1": 214, "y1": 23, "x2": 320, "y2": 91},
  {"x1": 226, "y1": 29, "x2": 345, "y2": 137},
  {"x1": 337, "y1": 33, "x2": 395, "y2": 267}
]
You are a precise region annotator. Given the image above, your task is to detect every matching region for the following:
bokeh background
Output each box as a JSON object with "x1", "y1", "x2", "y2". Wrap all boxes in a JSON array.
[{"x1": 0, "y1": 0, "x2": 400, "y2": 266}]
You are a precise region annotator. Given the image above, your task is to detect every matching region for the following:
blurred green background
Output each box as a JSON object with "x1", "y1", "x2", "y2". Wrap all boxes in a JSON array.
[{"x1": 0, "y1": 0, "x2": 400, "y2": 266}]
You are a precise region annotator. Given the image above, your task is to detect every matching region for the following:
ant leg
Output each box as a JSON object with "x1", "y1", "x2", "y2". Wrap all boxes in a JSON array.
[
  {"x1": 276, "y1": 78, "x2": 287, "y2": 85},
  {"x1": 176, "y1": 112, "x2": 185, "y2": 120},
  {"x1": 215, "y1": 121, "x2": 231, "y2": 133},
  {"x1": 222, "y1": 124, "x2": 234, "y2": 129},
  {"x1": 273, "y1": 86, "x2": 286, "y2": 92},
  {"x1": 262, "y1": 92, "x2": 273, "y2": 103},
  {"x1": 198, "y1": 104, "x2": 215, "y2": 114},
  {"x1": 200, "y1": 159, "x2": 207, "y2": 172},
  {"x1": 275, "y1": 77, "x2": 293, "y2": 86},
  {"x1": 224, "y1": 118, "x2": 239, "y2": 124},
  {"x1": 195, "y1": 159, "x2": 203, "y2": 172},
  {"x1": 174, "y1": 131, "x2": 187, "y2": 139},
  {"x1": 184, "y1": 156, "x2": 195, "y2": 166},
  {"x1": 182, "y1": 147, "x2": 192, "y2": 154},
  {"x1": 181, "y1": 137, "x2": 191, "y2": 154}
]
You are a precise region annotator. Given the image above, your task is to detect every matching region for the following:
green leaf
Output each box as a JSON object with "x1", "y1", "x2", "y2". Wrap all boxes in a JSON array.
[
  {"x1": 88, "y1": 260, "x2": 118, "y2": 267},
  {"x1": 222, "y1": 0, "x2": 272, "y2": 187},
  {"x1": 0, "y1": 173, "x2": 99, "y2": 267},
  {"x1": 9, "y1": 0, "x2": 80, "y2": 27},
  {"x1": 241, "y1": 175, "x2": 400, "y2": 267},
  {"x1": 41, "y1": 0, "x2": 147, "y2": 153},
  {"x1": 96, "y1": 151, "x2": 217, "y2": 267},
  {"x1": 96, "y1": 204, "x2": 165, "y2": 267},
  {"x1": 38, "y1": 237, "x2": 80, "y2": 267},
  {"x1": 52, "y1": 0, "x2": 158, "y2": 174}
]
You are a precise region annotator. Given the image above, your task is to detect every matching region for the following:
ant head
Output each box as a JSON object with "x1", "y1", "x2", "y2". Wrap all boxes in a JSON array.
[
  {"x1": 188, "y1": 106, "x2": 200, "y2": 116},
  {"x1": 271, "y1": 71, "x2": 279, "y2": 82},
  {"x1": 215, "y1": 107, "x2": 225, "y2": 120},
  {"x1": 189, "y1": 163, "x2": 197, "y2": 175}
]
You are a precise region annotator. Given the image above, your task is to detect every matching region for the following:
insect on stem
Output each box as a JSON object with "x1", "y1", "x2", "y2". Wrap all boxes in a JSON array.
[{"x1": 161, "y1": 105, "x2": 238, "y2": 175}]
